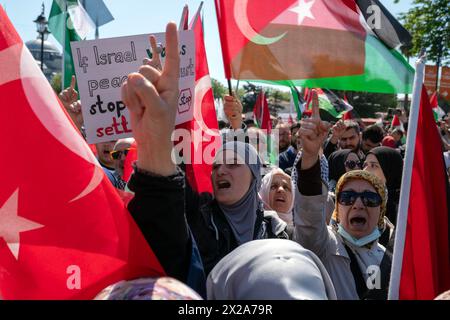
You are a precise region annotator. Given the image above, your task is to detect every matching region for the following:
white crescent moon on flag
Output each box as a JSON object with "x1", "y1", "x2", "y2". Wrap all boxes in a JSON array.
[
  {"x1": 194, "y1": 75, "x2": 220, "y2": 137},
  {"x1": 69, "y1": 165, "x2": 104, "y2": 203},
  {"x1": 234, "y1": 0, "x2": 287, "y2": 45},
  {"x1": 19, "y1": 46, "x2": 103, "y2": 202}
]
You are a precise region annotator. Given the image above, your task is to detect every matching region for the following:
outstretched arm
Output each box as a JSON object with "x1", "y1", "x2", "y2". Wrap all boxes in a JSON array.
[
  {"x1": 293, "y1": 90, "x2": 333, "y2": 259},
  {"x1": 122, "y1": 23, "x2": 191, "y2": 282}
]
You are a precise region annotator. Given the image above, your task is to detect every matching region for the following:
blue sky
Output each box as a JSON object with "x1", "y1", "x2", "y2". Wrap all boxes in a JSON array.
[{"x1": 1, "y1": 0, "x2": 414, "y2": 87}]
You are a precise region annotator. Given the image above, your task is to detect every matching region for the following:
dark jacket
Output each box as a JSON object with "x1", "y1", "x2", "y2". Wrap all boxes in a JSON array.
[
  {"x1": 323, "y1": 137, "x2": 339, "y2": 159},
  {"x1": 279, "y1": 146, "x2": 298, "y2": 171},
  {"x1": 185, "y1": 176, "x2": 289, "y2": 276},
  {"x1": 127, "y1": 166, "x2": 289, "y2": 283},
  {"x1": 127, "y1": 168, "x2": 198, "y2": 288}
]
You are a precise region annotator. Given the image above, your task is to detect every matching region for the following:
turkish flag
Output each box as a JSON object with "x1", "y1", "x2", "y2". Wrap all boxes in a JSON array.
[
  {"x1": 214, "y1": 0, "x2": 365, "y2": 80},
  {"x1": 0, "y1": 6, "x2": 164, "y2": 299},
  {"x1": 175, "y1": 4, "x2": 221, "y2": 194},
  {"x1": 397, "y1": 86, "x2": 450, "y2": 299}
]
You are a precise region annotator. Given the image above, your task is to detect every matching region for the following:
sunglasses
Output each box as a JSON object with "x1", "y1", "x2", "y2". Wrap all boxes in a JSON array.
[
  {"x1": 344, "y1": 160, "x2": 362, "y2": 170},
  {"x1": 337, "y1": 190, "x2": 382, "y2": 207},
  {"x1": 110, "y1": 148, "x2": 131, "y2": 160}
]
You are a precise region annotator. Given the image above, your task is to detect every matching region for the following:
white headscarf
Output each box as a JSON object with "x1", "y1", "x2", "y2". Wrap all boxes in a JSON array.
[
  {"x1": 207, "y1": 239, "x2": 337, "y2": 300},
  {"x1": 258, "y1": 168, "x2": 295, "y2": 226}
]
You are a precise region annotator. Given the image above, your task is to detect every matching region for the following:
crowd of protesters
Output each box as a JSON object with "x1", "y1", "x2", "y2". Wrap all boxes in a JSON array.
[{"x1": 57, "y1": 23, "x2": 449, "y2": 300}]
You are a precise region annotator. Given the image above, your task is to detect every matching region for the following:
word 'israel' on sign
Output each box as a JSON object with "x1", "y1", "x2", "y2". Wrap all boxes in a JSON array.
[{"x1": 71, "y1": 30, "x2": 195, "y2": 144}]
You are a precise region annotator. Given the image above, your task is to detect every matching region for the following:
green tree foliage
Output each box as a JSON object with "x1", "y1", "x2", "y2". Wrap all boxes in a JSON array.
[
  {"x1": 398, "y1": 0, "x2": 449, "y2": 64},
  {"x1": 241, "y1": 82, "x2": 258, "y2": 113},
  {"x1": 265, "y1": 87, "x2": 289, "y2": 115},
  {"x1": 211, "y1": 78, "x2": 228, "y2": 99},
  {"x1": 239, "y1": 82, "x2": 290, "y2": 114},
  {"x1": 339, "y1": 91, "x2": 398, "y2": 118},
  {"x1": 51, "y1": 73, "x2": 62, "y2": 94}
]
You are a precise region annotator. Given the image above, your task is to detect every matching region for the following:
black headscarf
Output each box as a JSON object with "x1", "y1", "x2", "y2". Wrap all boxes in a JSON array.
[
  {"x1": 368, "y1": 146, "x2": 404, "y2": 225},
  {"x1": 367, "y1": 147, "x2": 403, "y2": 191},
  {"x1": 328, "y1": 149, "x2": 352, "y2": 183}
]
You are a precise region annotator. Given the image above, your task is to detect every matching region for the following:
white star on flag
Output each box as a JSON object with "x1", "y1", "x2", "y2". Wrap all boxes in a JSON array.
[
  {"x1": 289, "y1": 0, "x2": 316, "y2": 25},
  {"x1": 0, "y1": 189, "x2": 44, "y2": 260}
]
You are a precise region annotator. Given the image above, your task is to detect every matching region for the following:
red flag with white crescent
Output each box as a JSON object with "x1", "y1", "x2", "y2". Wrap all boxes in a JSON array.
[
  {"x1": 0, "y1": 6, "x2": 164, "y2": 299},
  {"x1": 175, "y1": 4, "x2": 221, "y2": 193}
]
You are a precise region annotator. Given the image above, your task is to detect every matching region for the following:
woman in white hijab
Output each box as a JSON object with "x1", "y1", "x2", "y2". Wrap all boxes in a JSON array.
[
  {"x1": 259, "y1": 168, "x2": 295, "y2": 227},
  {"x1": 207, "y1": 239, "x2": 337, "y2": 300}
]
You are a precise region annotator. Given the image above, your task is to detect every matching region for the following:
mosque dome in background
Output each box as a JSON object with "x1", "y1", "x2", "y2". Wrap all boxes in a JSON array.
[{"x1": 25, "y1": 38, "x2": 62, "y2": 80}]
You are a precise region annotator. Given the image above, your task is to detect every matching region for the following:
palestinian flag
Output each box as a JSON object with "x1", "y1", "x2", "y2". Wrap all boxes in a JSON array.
[
  {"x1": 430, "y1": 91, "x2": 445, "y2": 122},
  {"x1": 214, "y1": 0, "x2": 414, "y2": 94},
  {"x1": 303, "y1": 88, "x2": 353, "y2": 118},
  {"x1": 356, "y1": 0, "x2": 412, "y2": 50},
  {"x1": 253, "y1": 90, "x2": 277, "y2": 164},
  {"x1": 343, "y1": 110, "x2": 354, "y2": 120},
  {"x1": 49, "y1": 0, "x2": 95, "y2": 89},
  {"x1": 391, "y1": 114, "x2": 405, "y2": 132},
  {"x1": 389, "y1": 86, "x2": 450, "y2": 300},
  {"x1": 289, "y1": 86, "x2": 304, "y2": 120},
  {"x1": 253, "y1": 90, "x2": 272, "y2": 130}
]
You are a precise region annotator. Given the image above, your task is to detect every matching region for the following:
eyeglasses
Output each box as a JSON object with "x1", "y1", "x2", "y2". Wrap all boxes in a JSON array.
[
  {"x1": 337, "y1": 190, "x2": 382, "y2": 207},
  {"x1": 110, "y1": 148, "x2": 131, "y2": 160},
  {"x1": 344, "y1": 160, "x2": 362, "y2": 170}
]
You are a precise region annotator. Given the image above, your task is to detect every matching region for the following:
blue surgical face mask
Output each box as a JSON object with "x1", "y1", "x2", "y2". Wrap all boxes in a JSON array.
[{"x1": 337, "y1": 224, "x2": 381, "y2": 247}]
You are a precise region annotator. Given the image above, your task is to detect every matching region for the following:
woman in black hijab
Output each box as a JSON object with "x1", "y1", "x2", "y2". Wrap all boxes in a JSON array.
[
  {"x1": 328, "y1": 149, "x2": 363, "y2": 193},
  {"x1": 364, "y1": 146, "x2": 403, "y2": 225}
]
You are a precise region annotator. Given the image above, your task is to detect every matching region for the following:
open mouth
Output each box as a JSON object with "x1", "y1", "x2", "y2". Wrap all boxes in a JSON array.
[
  {"x1": 217, "y1": 180, "x2": 231, "y2": 189},
  {"x1": 275, "y1": 197, "x2": 286, "y2": 203},
  {"x1": 350, "y1": 217, "x2": 367, "y2": 227}
]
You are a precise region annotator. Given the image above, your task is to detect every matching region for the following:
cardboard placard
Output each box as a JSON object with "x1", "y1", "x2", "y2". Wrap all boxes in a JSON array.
[
  {"x1": 71, "y1": 30, "x2": 195, "y2": 143},
  {"x1": 439, "y1": 67, "x2": 450, "y2": 101}
]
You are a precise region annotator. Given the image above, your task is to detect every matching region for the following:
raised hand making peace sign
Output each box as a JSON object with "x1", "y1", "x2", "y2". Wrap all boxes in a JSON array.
[
  {"x1": 121, "y1": 22, "x2": 179, "y2": 176},
  {"x1": 298, "y1": 89, "x2": 330, "y2": 169}
]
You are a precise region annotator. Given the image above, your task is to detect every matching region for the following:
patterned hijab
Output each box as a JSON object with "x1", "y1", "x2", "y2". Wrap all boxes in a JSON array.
[
  {"x1": 94, "y1": 277, "x2": 202, "y2": 300},
  {"x1": 291, "y1": 151, "x2": 330, "y2": 190},
  {"x1": 332, "y1": 170, "x2": 387, "y2": 227}
]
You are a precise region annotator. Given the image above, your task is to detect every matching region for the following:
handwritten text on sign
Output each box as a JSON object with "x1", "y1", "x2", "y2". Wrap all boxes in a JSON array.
[{"x1": 71, "y1": 30, "x2": 195, "y2": 143}]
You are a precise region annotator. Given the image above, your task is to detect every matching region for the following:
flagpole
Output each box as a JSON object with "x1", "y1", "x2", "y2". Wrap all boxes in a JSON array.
[
  {"x1": 227, "y1": 78, "x2": 233, "y2": 96},
  {"x1": 61, "y1": 0, "x2": 67, "y2": 90},
  {"x1": 388, "y1": 50, "x2": 427, "y2": 300},
  {"x1": 235, "y1": 79, "x2": 240, "y2": 97},
  {"x1": 178, "y1": 4, "x2": 188, "y2": 29}
]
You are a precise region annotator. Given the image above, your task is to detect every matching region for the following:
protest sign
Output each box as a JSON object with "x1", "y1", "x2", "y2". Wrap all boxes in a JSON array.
[
  {"x1": 71, "y1": 30, "x2": 195, "y2": 143},
  {"x1": 439, "y1": 67, "x2": 450, "y2": 102},
  {"x1": 424, "y1": 65, "x2": 438, "y2": 95}
]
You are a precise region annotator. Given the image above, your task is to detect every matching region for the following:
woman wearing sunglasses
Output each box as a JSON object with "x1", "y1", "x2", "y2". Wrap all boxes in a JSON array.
[
  {"x1": 328, "y1": 149, "x2": 364, "y2": 193},
  {"x1": 294, "y1": 91, "x2": 390, "y2": 300},
  {"x1": 296, "y1": 170, "x2": 390, "y2": 300}
]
